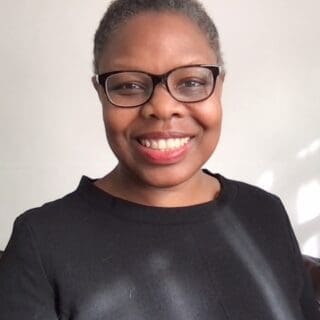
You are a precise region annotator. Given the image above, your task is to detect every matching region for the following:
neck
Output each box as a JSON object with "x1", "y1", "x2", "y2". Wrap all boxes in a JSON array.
[{"x1": 95, "y1": 166, "x2": 220, "y2": 207}]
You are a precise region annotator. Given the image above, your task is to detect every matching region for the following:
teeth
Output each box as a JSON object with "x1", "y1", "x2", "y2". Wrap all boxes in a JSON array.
[{"x1": 139, "y1": 137, "x2": 190, "y2": 151}]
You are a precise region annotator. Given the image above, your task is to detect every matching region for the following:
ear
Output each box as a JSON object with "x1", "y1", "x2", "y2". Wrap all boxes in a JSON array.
[
  {"x1": 219, "y1": 71, "x2": 226, "y2": 83},
  {"x1": 215, "y1": 76, "x2": 224, "y2": 99},
  {"x1": 91, "y1": 75, "x2": 105, "y2": 104},
  {"x1": 92, "y1": 75, "x2": 100, "y2": 92}
]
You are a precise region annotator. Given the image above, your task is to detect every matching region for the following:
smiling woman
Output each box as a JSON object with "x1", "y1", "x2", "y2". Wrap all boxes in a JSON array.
[
  {"x1": 92, "y1": 11, "x2": 223, "y2": 206},
  {"x1": 0, "y1": 0, "x2": 319, "y2": 319}
]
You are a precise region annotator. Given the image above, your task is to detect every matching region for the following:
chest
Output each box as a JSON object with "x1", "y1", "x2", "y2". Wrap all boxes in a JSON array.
[{"x1": 50, "y1": 219, "x2": 303, "y2": 320}]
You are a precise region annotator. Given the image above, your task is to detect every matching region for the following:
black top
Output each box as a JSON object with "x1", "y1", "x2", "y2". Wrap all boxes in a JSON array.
[{"x1": 0, "y1": 171, "x2": 319, "y2": 320}]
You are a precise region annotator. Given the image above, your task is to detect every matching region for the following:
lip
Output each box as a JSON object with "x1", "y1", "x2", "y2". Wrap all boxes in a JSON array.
[
  {"x1": 133, "y1": 132, "x2": 193, "y2": 165},
  {"x1": 135, "y1": 141, "x2": 191, "y2": 165}
]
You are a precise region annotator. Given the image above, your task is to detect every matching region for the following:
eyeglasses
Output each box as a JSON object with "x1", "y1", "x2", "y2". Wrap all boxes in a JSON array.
[{"x1": 95, "y1": 64, "x2": 221, "y2": 108}]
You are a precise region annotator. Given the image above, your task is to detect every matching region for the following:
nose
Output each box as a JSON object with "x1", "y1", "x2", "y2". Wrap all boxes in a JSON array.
[{"x1": 140, "y1": 84, "x2": 187, "y2": 120}]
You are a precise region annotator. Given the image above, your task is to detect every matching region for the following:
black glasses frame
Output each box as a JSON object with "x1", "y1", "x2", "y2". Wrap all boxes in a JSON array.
[{"x1": 95, "y1": 64, "x2": 221, "y2": 108}]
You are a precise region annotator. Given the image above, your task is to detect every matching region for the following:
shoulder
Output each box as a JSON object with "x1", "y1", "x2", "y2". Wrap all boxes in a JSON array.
[
  {"x1": 220, "y1": 174, "x2": 283, "y2": 207},
  {"x1": 204, "y1": 169, "x2": 280, "y2": 202},
  {"x1": 8, "y1": 177, "x2": 106, "y2": 268},
  {"x1": 214, "y1": 173, "x2": 290, "y2": 232},
  {"x1": 14, "y1": 176, "x2": 98, "y2": 239},
  {"x1": 17, "y1": 186, "x2": 84, "y2": 227},
  {"x1": 204, "y1": 169, "x2": 285, "y2": 215}
]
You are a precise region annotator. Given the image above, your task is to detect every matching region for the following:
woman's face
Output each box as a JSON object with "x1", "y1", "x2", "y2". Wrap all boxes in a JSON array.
[{"x1": 95, "y1": 12, "x2": 223, "y2": 188}]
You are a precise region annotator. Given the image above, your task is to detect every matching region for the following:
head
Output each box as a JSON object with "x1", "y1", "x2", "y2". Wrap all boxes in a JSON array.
[
  {"x1": 92, "y1": 0, "x2": 225, "y2": 192},
  {"x1": 93, "y1": 0, "x2": 224, "y2": 74}
]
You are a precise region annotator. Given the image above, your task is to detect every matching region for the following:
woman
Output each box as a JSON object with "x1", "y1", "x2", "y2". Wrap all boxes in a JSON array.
[{"x1": 0, "y1": 0, "x2": 319, "y2": 319}]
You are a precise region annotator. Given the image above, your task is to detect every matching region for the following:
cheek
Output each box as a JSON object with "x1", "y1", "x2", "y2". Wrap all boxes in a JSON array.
[
  {"x1": 102, "y1": 104, "x2": 138, "y2": 143},
  {"x1": 200, "y1": 79, "x2": 223, "y2": 129},
  {"x1": 103, "y1": 108, "x2": 129, "y2": 158},
  {"x1": 197, "y1": 100, "x2": 222, "y2": 131},
  {"x1": 195, "y1": 99, "x2": 222, "y2": 158}
]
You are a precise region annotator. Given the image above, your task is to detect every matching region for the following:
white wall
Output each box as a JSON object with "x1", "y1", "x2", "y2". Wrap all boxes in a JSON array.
[{"x1": 1, "y1": 0, "x2": 319, "y2": 254}]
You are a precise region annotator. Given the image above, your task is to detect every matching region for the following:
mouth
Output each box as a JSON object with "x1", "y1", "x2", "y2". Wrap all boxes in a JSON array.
[
  {"x1": 134, "y1": 133, "x2": 193, "y2": 165},
  {"x1": 138, "y1": 137, "x2": 191, "y2": 151}
]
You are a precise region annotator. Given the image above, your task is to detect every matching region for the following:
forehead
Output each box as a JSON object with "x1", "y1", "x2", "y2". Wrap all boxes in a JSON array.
[{"x1": 98, "y1": 12, "x2": 216, "y2": 73}]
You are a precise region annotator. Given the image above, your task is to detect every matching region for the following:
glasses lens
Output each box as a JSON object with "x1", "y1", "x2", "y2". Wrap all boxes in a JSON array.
[
  {"x1": 106, "y1": 72, "x2": 152, "y2": 107},
  {"x1": 168, "y1": 66, "x2": 215, "y2": 102}
]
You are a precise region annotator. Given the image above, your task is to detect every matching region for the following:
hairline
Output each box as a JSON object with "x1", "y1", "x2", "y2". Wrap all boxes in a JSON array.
[
  {"x1": 96, "y1": 10, "x2": 219, "y2": 73},
  {"x1": 93, "y1": 4, "x2": 225, "y2": 75}
]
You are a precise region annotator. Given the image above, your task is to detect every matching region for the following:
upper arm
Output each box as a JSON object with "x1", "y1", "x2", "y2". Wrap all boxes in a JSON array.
[
  {"x1": 0, "y1": 216, "x2": 58, "y2": 320},
  {"x1": 277, "y1": 198, "x2": 320, "y2": 318}
]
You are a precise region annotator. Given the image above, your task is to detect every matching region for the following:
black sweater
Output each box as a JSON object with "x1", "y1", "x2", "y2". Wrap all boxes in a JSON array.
[{"x1": 0, "y1": 171, "x2": 319, "y2": 319}]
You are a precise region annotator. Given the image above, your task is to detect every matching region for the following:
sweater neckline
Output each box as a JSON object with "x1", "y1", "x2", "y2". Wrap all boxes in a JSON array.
[{"x1": 76, "y1": 169, "x2": 237, "y2": 224}]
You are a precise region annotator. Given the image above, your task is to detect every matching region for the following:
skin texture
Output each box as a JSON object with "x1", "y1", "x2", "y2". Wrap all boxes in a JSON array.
[{"x1": 93, "y1": 12, "x2": 224, "y2": 207}]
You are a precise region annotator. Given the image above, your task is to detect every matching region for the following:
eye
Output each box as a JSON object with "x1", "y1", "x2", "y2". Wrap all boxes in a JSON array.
[
  {"x1": 177, "y1": 78, "x2": 206, "y2": 90},
  {"x1": 179, "y1": 79, "x2": 204, "y2": 88},
  {"x1": 120, "y1": 83, "x2": 142, "y2": 90},
  {"x1": 108, "y1": 82, "x2": 146, "y2": 95}
]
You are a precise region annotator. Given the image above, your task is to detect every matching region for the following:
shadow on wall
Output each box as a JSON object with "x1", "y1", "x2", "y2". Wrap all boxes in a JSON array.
[{"x1": 257, "y1": 138, "x2": 320, "y2": 257}]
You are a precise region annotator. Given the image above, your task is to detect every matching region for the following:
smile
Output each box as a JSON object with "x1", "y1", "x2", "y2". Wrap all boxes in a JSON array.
[{"x1": 138, "y1": 137, "x2": 190, "y2": 151}]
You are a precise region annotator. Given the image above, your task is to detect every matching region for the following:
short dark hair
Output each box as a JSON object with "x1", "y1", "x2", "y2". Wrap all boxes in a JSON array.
[{"x1": 93, "y1": 0, "x2": 224, "y2": 74}]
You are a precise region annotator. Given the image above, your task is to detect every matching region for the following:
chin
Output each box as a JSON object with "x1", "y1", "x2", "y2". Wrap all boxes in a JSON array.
[{"x1": 134, "y1": 165, "x2": 201, "y2": 189}]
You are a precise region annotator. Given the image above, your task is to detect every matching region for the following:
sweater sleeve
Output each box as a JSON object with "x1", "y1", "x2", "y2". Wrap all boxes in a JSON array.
[
  {"x1": 299, "y1": 259, "x2": 320, "y2": 319},
  {"x1": 278, "y1": 199, "x2": 320, "y2": 319},
  {"x1": 290, "y1": 230, "x2": 320, "y2": 318},
  {"x1": 0, "y1": 216, "x2": 58, "y2": 320}
]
